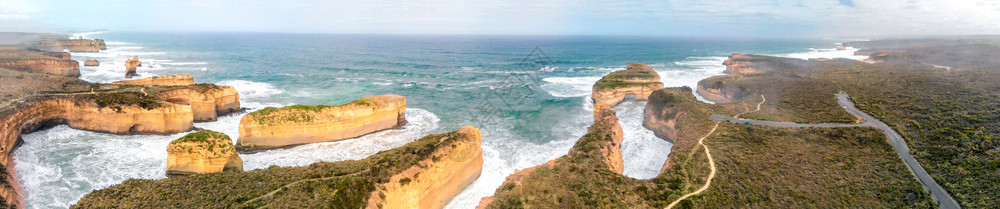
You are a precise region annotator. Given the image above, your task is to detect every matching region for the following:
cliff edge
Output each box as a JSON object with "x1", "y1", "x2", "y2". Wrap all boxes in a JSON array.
[
  {"x1": 166, "y1": 130, "x2": 243, "y2": 175},
  {"x1": 236, "y1": 95, "x2": 406, "y2": 152}
]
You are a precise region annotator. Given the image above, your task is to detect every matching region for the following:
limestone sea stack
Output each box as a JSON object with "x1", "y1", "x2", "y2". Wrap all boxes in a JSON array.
[
  {"x1": 591, "y1": 63, "x2": 664, "y2": 106},
  {"x1": 166, "y1": 130, "x2": 242, "y2": 175},
  {"x1": 370, "y1": 126, "x2": 484, "y2": 209},
  {"x1": 155, "y1": 85, "x2": 240, "y2": 122},
  {"x1": 836, "y1": 46, "x2": 847, "y2": 50},
  {"x1": 236, "y1": 95, "x2": 407, "y2": 152},
  {"x1": 125, "y1": 56, "x2": 141, "y2": 78},
  {"x1": 112, "y1": 74, "x2": 195, "y2": 86},
  {"x1": 722, "y1": 54, "x2": 761, "y2": 74},
  {"x1": 84, "y1": 59, "x2": 99, "y2": 66}
]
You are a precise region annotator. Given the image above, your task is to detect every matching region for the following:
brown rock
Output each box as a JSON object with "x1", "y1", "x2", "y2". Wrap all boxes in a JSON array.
[
  {"x1": 84, "y1": 59, "x2": 100, "y2": 66},
  {"x1": 696, "y1": 77, "x2": 749, "y2": 103},
  {"x1": 0, "y1": 59, "x2": 79, "y2": 77},
  {"x1": 836, "y1": 46, "x2": 847, "y2": 50},
  {"x1": 125, "y1": 56, "x2": 141, "y2": 78},
  {"x1": 31, "y1": 39, "x2": 105, "y2": 52},
  {"x1": 113, "y1": 74, "x2": 195, "y2": 86},
  {"x1": 478, "y1": 102, "x2": 624, "y2": 208},
  {"x1": 722, "y1": 54, "x2": 760, "y2": 74},
  {"x1": 236, "y1": 95, "x2": 407, "y2": 152},
  {"x1": 368, "y1": 126, "x2": 483, "y2": 209},
  {"x1": 155, "y1": 84, "x2": 240, "y2": 122},
  {"x1": 42, "y1": 52, "x2": 71, "y2": 60},
  {"x1": 591, "y1": 63, "x2": 664, "y2": 106},
  {"x1": 166, "y1": 130, "x2": 242, "y2": 176}
]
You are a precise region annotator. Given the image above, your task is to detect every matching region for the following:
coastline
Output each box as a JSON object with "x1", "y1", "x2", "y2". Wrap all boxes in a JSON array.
[{"x1": 1, "y1": 32, "x2": 876, "y2": 207}]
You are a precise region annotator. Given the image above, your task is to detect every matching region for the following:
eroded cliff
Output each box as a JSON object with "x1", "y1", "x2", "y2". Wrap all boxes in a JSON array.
[
  {"x1": 31, "y1": 39, "x2": 106, "y2": 52},
  {"x1": 592, "y1": 63, "x2": 664, "y2": 106},
  {"x1": 166, "y1": 130, "x2": 242, "y2": 175},
  {"x1": 236, "y1": 95, "x2": 406, "y2": 152},
  {"x1": 74, "y1": 126, "x2": 483, "y2": 208},
  {"x1": 112, "y1": 74, "x2": 195, "y2": 86}
]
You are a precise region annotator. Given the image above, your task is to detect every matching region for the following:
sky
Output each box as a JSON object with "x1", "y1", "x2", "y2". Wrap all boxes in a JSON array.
[{"x1": 1, "y1": 0, "x2": 998, "y2": 37}]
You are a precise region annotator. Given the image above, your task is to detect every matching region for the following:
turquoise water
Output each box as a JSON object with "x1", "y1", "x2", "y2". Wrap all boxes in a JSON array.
[{"x1": 13, "y1": 32, "x2": 862, "y2": 208}]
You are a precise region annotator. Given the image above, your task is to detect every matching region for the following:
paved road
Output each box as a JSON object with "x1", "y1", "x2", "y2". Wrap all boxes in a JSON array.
[{"x1": 712, "y1": 93, "x2": 960, "y2": 209}]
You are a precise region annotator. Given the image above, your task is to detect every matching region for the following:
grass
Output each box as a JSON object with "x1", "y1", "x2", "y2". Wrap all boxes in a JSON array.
[
  {"x1": 77, "y1": 92, "x2": 161, "y2": 111},
  {"x1": 73, "y1": 128, "x2": 471, "y2": 208},
  {"x1": 485, "y1": 88, "x2": 933, "y2": 208},
  {"x1": 246, "y1": 97, "x2": 382, "y2": 125},
  {"x1": 172, "y1": 130, "x2": 230, "y2": 144}
]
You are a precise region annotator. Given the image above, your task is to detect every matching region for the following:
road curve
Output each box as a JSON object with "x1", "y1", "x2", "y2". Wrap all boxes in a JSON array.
[{"x1": 712, "y1": 93, "x2": 960, "y2": 209}]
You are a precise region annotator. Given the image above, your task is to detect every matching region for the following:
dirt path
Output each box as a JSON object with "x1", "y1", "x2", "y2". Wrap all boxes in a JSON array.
[
  {"x1": 241, "y1": 170, "x2": 368, "y2": 206},
  {"x1": 665, "y1": 95, "x2": 766, "y2": 209}
]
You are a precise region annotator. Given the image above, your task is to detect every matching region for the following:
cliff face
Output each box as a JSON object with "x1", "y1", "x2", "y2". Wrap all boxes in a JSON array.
[
  {"x1": 31, "y1": 39, "x2": 105, "y2": 52},
  {"x1": 83, "y1": 60, "x2": 99, "y2": 66},
  {"x1": 155, "y1": 86, "x2": 240, "y2": 122},
  {"x1": 722, "y1": 54, "x2": 760, "y2": 74},
  {"x1": 113, "y1": 74, "x2": 195, "y2": 86},
  {"x1": 367, "y1": 126, "x2": 483, "y2": 209},
  {"x1": 166, "y1": 130, "x2": 242, "y2": 175},
  {"x1": 592, "y1": 63, "x2": 664, "y2": 106},
  {"x1": 73, "y1": 126, "x2": 482, "y2": 208},
  {"x1": 696, "y1": 77, "x2": 749, "y2": 103},
  {"x1": 478, "y1": 103, "x2": 624, "y2": 208},
  {"x1": 236, "y1": 95, "x2": 406, "y2": 152},
  {"x1": 0, "y1": 59, "x2": 80, "y2": 77}
]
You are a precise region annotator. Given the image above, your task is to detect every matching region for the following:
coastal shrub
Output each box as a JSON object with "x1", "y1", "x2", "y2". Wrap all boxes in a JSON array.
[{"x1": 80, "y1": 92, "x2": 161, "y2": 110}]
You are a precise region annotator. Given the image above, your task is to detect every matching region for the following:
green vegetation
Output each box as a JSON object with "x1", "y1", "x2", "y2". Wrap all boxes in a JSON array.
[
  {"x1": 247, "y1": 97, "x2": 382, "y2": 125},
  {"x1": 486, "y1": 88, "x2": 932, "y2": 208},
  {"x1": 79, "y1": 92, "x2": 161, "y2": 110},
  {"x1": 172, "y1": 130, "x2": 231, "y2": 144},
  {"x1": 73, "y1": 128, "x2": 470, "y2": 208},
  {"x1": 818, "y1": 60, "x2": 1000, "y2": 207}
]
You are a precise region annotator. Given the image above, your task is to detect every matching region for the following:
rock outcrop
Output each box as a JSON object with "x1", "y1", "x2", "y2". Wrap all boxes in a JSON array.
[
  {"x1": 696, "y1": 77, "x2": 750, "y2": 103},
  {"x1": 155, "y1": 85, "x2": 240, "y2": 122},
  {"x1": 722, "y1": 54, "x2": 761, "y2": 74},
  {"x1": 74, "y1": 126, "x2": 483, "y2": 208},
  {"x1": 0, "y1": 59, "x2": 80, "y2": 77},
  {"x1": 31, "y1": 39, "x2": 106, "y2": 52},
  {"x1": 166, "y1": 130, "x2": 242, "y2": 175},
  {"x1": 125, "y1": 56, "x2": 141, "y2": 78},
  {"x1": 113, "y1": 74, "x2": 195, "y2": 86},
  {"x1": 836, "y1": 46, "x2": 847, "y2": 50},
  {"x1": 236, "y1": 95, "x2": 406, "y2": 152},
  {"x1": 477, "y1": 103, "x2": 624, "y2": 208},
  {"x1": 367, "y1": 126, "x2": 483, "y2": 209},
  {"x1": 83, "y1": 59, "x2": 99, "y2": 66},
  {"x1": 591, "y1": 63, "x2": 664, "y2": 106}
]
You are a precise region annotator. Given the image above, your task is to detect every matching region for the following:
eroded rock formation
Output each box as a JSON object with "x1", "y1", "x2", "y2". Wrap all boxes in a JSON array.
[
  {"x1": 31, "y1": 39, "x2": 106, "y2": 52},
  {"x1": 236, "y1": 95, "x2": 406, "y2": 152},
  {"x1": 83, "y1": 59, "x2": 99, "y2": 66},
  {"x1": 367, "y1": 126, "x2": 483, "y2": 209},
  {"x1": 0, "y1": 59, "x2": 79, "y2": 77},
  {"x1": 74, "y1": 126, "x2": 483, "y2": 208},
  {"x1": 125, "y1": 56, "x2": 141, "y2": 78},
  {"x1": 477, "y1": 103, "x2": 623, "y2": 208},
  {"x1": 591, "y1": 63, "x2": 664, "y2": 106},
  {"x1": 696, "y1": 77, "x2": 750, "y2": 103},
  {"x1": 722, "y1": 54, "x2": 761, "y2": 74},
  {"x1": 155, "y1": 85, "x2": 240, "y2": 122},
  {"x1": 166, "y1": 130, "x2": 242, "y2": 175},
  {"x1": 113, "y1": 74, "x2": 195, "y2": 86}
]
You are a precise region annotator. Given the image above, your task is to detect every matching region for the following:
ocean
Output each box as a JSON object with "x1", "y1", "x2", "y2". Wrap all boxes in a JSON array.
[{"x1": 12, "y1": 32, "x2": 866, "y2": 208}]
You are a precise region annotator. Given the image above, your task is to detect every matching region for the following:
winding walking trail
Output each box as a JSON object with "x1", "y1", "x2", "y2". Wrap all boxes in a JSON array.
[
  {"x1": 705, "y1": 93, "x2": 960, "y2": 209},
  {"x1": 665, "y1": 95, "x2": 765, "y2": 209}
]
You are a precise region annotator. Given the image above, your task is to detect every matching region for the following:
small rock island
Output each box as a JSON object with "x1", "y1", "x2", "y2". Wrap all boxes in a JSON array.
[
  {"x1": 592, "y1": 63, "x2": 664, "y2": 106},
  {"x1": 236, "y1": 95, "x2": 407, "y2": 152},
  {"x1": 166, "y1": 130, "x2": 242, "y2": 175}
]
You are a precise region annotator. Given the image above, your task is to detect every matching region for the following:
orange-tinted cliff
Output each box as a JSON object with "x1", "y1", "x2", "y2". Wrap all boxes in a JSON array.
[
  {"x1": 592, "y1": 63, "x2": 664, "y2": 106},
  {"x1": 236, "y1": 95, "x2": 406, "y2": 152}
]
